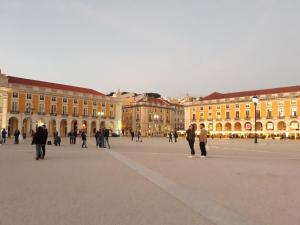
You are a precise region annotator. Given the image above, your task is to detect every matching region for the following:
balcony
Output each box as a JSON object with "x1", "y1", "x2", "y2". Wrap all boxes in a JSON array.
[
  {"x1": 11, "y1": 110, "x2": 19, "y2": 114},
  {"x1": 72, "y1": 114, "x2": 79, "y2": 117},
  {"x1": 82, "y1": 114, "x2": 89, "y2": 118},
  {"x1": 38, "y1": 112, "x2": 45, "y2": 115},
  {"x1": 62, "y1": 113, "x2": 68, "y2": 117},
  {"x1": 109, "y1": 116, "x2": 115, "y2": 120},
  {"x1": 290, "y1": 115, "x2": 298, "y2": 119},
  {"x1": 244, "y1": 117, "x2": 251, "y2": 120},
  {"x1": 225, "y1": 117, "x2": 231, "y2": 121},
  {"x1": 278, "y1": 115, "x2": 285, "y2": 119},
  {"x1": 50, "y1": 112, "x2": 57, "y2": 116},
  {"x1": 234, "y1": 117, "x2": 240, "y2": 120},
  {"x1": 266, "y1": 116, "x2": 273, "y2": 120},
  {"x1": 92, "y1": 115, "x2": 98, "y2": 119},
  {"x1": 24, "y1": 111, "x2": 32, "y2": 115}
]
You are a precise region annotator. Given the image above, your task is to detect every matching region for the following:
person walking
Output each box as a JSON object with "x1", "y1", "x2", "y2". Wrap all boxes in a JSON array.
[
  {"x1": 33, "y1": 126, "x2": 44, "y2": 160},
  {"x1": 74, "y1": 130, "x2": 78, "y2": 144},
  {"x1": 1, "y1": 129, "x2": 7, "y2": 144},
  {"x1": 173, "y1": 130, "x2": 178, "y2": 143},
  {"x1": 104, "y1": 128, "x2": 111, "y2": 149},
  {"x1": 130, "y1": 130, "x2": 135, "y2": 141},
  {"x1": 41, "y1": 125, "x2": 48, "y2": 159},
  {"x1": 199, "y1": 123, "x2": 208, "y2": 159},
  {"x1": 81, "y1": 131, "x2": 87, "y2": 148},
  {"x1": 137, "y1": 131, "x2": 142, "y2": 142},
  {"x1": 186, "y1": 124, "x2": 196, "y2": 158},
  {"x1": 14, "y1": 129, "x2": 20, "y2": 144},
  {"x1": 168, "y1": 132, "x2": 173, "y2": 142},
  {"x1": 95, "y1": 130, "x2": 100, "y2": 148}
]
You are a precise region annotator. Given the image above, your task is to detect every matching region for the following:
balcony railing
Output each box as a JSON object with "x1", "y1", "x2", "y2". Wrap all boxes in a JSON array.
[
  {"x1": 72, "y1": 114, "x2": 79, "y2": 117},
  {"x1": 244, "y1": 117, "x2": 251, "y2": 120},
  {"x1": 38, "y1": 112, "x2": 45, "y2": 115},
  {"x1": 109, "y1": 116, "x2": 115, "y2": 120},
  {"x1": 24, "y1": 111, "x2": 32, "y2": 115},
  {"x1": 50, "y1": 112, "x2": 57, "y2": 116},
  {"x1": 62, "y1": 113, "x2": 68, "y2": 117},
  {"x1": 235, "y1": 117, "x2": 240, "y2": 120},
  {"x1": 82, "y1": 114, "x2": 89, "y2": 118},
  {"x1": 225, "y1": 117, "x2": 231, "y2": 121},
  {"x1": 11, "y1": 110, "x2": 19, "y2": 114},
  {"x1": 266, "y1": 116, "x2": 273, "y2": 120},
  {"x1": 278, "y1": 115, "x2": 285, "y2": 119},
  {"x1": 290, "y1": 115, "x2": 298, "y2": 119}
]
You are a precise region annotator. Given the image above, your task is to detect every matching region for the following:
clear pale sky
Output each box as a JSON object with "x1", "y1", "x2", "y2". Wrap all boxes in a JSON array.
[{"x1": 1, "y1": 0, "x2": 300, "y2": 97}]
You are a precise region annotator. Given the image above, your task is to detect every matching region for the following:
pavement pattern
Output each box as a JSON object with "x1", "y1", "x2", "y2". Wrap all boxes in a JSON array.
[{"x1": 0, "y1": 137, "x2": 300, "y2": 225}]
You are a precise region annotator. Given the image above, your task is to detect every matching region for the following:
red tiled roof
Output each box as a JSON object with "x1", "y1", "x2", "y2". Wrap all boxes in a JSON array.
[
  {"x1": 137, "y1": 97, "x2": 171, "y2": 105},
  {"x1": 7, "y1": 76, "x2": 105, "y2": 96},
  {"x1": 202, "y1": 85, "x2": 300, "y2": 101}
]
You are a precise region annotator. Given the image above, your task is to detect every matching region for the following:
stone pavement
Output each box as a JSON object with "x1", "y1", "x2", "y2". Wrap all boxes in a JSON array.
[{"x1": 0, "y1": 137, "x2": 300, "y2": 225}]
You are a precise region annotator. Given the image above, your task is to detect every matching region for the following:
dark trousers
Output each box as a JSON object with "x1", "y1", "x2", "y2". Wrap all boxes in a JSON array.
[
  {"x1": 15, "y1": 137, "x2": 19, "y2": 144},
  {"x1": 169, "y1": 138, "x2": 173, "y2": 142},
  {"x1": 200, "y1": 142, "x2": 207, "y2": 156},
  {"x1": 188, "y1": 140, "x2": 195, "y2": 155},
  {"x1": 174, "y1": 138, "x2": 177, "y2": 143},
  {"x1": 42, "y1": 145, "x2": 46, "y2": 157},
  {"x1": 74, "y1": 137, "x2": 76, "y2": 144},
  {"x1": 131, "y1": 136, "x2": 134, "y2": 141}
]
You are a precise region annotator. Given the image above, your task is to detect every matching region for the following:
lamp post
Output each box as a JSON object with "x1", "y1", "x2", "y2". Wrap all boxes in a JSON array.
[{"x1": 252, "y1": 96, "x2": 259, "y2": 144}]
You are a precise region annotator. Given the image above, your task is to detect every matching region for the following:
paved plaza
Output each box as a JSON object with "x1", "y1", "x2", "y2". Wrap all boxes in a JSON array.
[{"x1": 0, "y1": 137, "x2": 300, "y2": 225}]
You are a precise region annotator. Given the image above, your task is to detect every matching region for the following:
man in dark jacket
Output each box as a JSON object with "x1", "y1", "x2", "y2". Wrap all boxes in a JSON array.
[
  {"x1": 81, "y1": 131, "x2": 87, "y2": 148},
  {"x1": 186, "y1": 124, "x2": 196, "y2": 158},
  {"x1": 33, "y1": 126, "x2": 44, "y2": 160},
  {"x1": 1, "y1": 129, "x2": 7, "y2": 144},
  {"x1": 74, "y1": 130, "x2": 77, "y2": 144},
  {"x1": 103, "y1": 128, "x2": 110, "y2": 149},
  {"x1": 14, "y1": 129, "x2": 20, "y2": 144},
  {"x1": 41, "y1": 125, "x2": 48, "y2": 159},
  {"x1": 173, "y1": 131, "x2": 178, "y2": 143}
]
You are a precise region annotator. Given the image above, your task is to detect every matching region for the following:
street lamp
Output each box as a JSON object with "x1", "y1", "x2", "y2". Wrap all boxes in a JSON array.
[{"x1": 252, "y1": 96, "x2": 259, "y2": 144}]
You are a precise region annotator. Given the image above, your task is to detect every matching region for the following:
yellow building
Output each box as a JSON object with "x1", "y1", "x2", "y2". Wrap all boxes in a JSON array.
[
  {"x1": 184, "y1": 86, "x2": 300, "y2": 139},
  {"x1": 121, "y1": 93, "x2": 185, "y2": 136},
  {"x1": 0, "y1": 72, "x2": 122, "y2": 137}
]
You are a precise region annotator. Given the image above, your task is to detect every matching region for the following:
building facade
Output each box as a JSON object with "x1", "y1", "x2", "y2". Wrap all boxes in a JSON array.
[
  {"x1": 184, "y1": 86, "x2": 300, "y2": 138},
  {"x1": 0, "y1": 72, "x2": 122, "y2": 137},
  {"x1": 121, "y1": 94, "x2": 185, "y2": 136}
]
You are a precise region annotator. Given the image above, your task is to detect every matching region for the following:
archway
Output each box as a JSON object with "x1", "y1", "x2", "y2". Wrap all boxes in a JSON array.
[
  {"x1": 48, "y1": 119, "x2": 57, "y2": 137},
  {"x1": 245, "y1": 122, "x2": 252, "y2": 131},
  {"x1": 109, "y1": 121, "x2": 114, "y2": 131},
  {"x1": 23, "y1": 117, "x2": 32, "y2": 138},
  {"x1": 255, "y1": 122, "x2": 263, "y2": 131},
  {"x1": 216, "y1": 123, "x2": 222, "y2": 132},
  {"x1": 278, "y1": 121, "x2": 286, "y2": 131},
  {"x1": 290, "y1": 121, "x2": 299, "y2": 131},
  {"x1": 225, "y1": 123, "x2": 232, "y2": 131},
  {"x1": 90, "y1": 121, "x2": 97, "y2": 136},
  {"x1": 266, "y1": 122, "x2": 274, "y2": 131},
  {"x1": 208, "y1": 123, "x2": 213, "y2": 132},
  {"x1": 60, "y1": 119, "x2": 68, "y2": 137},
  {"x1": 71, "y1": 120, "x2": 78, "y2": 132},
  {"x1": 81, "y1": 120, "x2": 88, "y2": 133},
  {"x1": 100, "y1": 121, "x2": 106, "y2": 129},
  {"x1": 234, "y1": 122, "x2": 242, "y2": 131},
  {"x1": 8, "y1": 117, "x2": 18, "y2": 137}
]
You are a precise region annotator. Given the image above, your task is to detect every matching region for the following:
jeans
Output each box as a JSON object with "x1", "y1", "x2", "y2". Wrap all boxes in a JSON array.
[
  {"x1": 188, "y1": 140, "x2": 195, "y2": 155},
  {"x1": 200, "y1": 142, "x2": 207, "y2": 156},
  {"x1": 82, "y1": 140, "x2": 87, "y2": 148},
  {"x1": 104, "y1": 137, "x2": 110, "y2": 149},
  {"x1": 36, "y1": 144, "x2": 43, "y2": 158}
]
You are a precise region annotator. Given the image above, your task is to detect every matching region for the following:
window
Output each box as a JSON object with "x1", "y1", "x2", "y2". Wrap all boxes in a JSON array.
[
  {"x1": 51, "y1": 105, "x2": 57, "y2": 114},
  {"x1": 40, "y1": 95, "x2": 44, "y2": 101},
  {"x1": 52, "y1": 96, "x2": 56, "y2": 102},
  {"x1": 26, "y1": 93, "x2": 32, "y2": 100},
  {"x1": 267, "y1": 101, "x2": 272, "y2": 108},
  {"x1": 217, "y1": 105, "x2": 221, "y2": 110},
  {"x1": 217, "y1": 112, "x2": 221, "y2": 119},
  {"x1": 93, "y1": 101, "x2": 97, "y2": 106},
  {"x1": 102, "y1": 103, "x2": 106, "y2": 107},
  {"x1": 200, "y1": 107, "x2": 204, "y2": 111},
  {"x1": 256, "y1": 110, "x2": 261, "y2": 118},
  {"x1": 245, "y1": 104, "x2": 250, "y2": 109},
  {"x1": 63, "y1": 98, "x2": 68, "y2": 103},
  {"x1": 246, "y1": 110, "x2": 250, "y2": 118},
  {"x1": 110, "y1": 111, "x2": 114, "y2": 118},
  {"x1": 62, "y1": 105, "x2": 67, "y2": 115},
  {"x1": 291, "y1": 106, "x2": 297, "y2": 117},
  {"x1": 12, "y1": 102, "x2": 19, "y2": 112},
  {"x1": 84, "y1": 100, "x2": 88, "y2": 105},
  {"x1": 226, "y1": 104, "x2": 230, "y2": 109},
  {"x1": 192, "y1": 114, "x2": 196, "y2": 121},
  {"x1": 25, "y1": 103, "x2": 32, "y2": 113},
  {"x1": 226, "y1": 111, "x2": 230, "y2": 119},
  {"x1": 235, "y1": 104, "x2": 239, "y2": 109},
  {"x1": 208, "y1": 106, "x2": 212, "y2": 110},
  {"x1": 92, "y1": 109, "x2": 97, "y2": 117},
  {"x1": 73, "y1": 107, "x2": 78, "y2": 115},
  {"x1": 74, "y1": 99, "x2": 78, "y2": 104},
  {"x1": 12, "y1": 92, "x2": 19, "y2": 98},
  {"x1": 267, "y1": 109, "x2": 272, "y2": 118},
  {"x1": 110, "y1": 104, "x2": 114, "y2": 108},
  {"x1": 39, "y1": 104, "x2": 45, "y2": 113},
  {"x1": 235, "y1": 111, "x2": 240, "y2": 119},
  {"x1": 279, "y1": 108, "x2": 285, "y2": 118},
  {"x1": 83, "y1": 108, "x2": 88, "y2": 116}
]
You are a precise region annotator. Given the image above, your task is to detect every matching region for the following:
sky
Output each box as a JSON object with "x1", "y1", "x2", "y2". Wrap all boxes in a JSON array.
[{"x1": 0, "y1": 0, "x2": 300, "y2": 97}]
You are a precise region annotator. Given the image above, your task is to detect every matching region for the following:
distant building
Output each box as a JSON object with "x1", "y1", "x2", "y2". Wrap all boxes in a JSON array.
[
  {"x1": 120, "y1": 93, "x2": 185, "y2": 136},
  {"x1": 0, "y1": 71, "x2": 122, "y2": 137}
]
